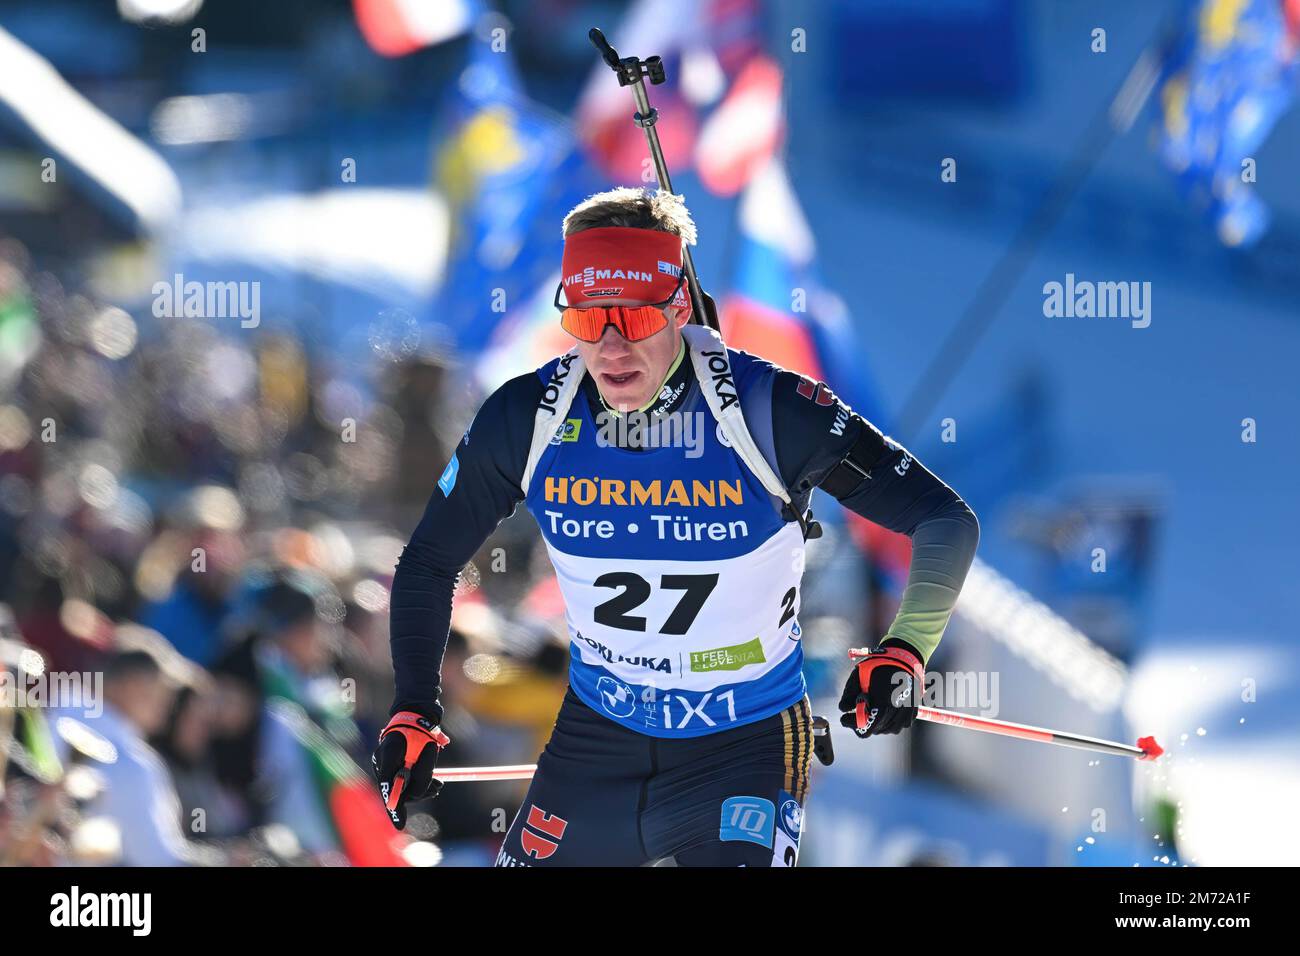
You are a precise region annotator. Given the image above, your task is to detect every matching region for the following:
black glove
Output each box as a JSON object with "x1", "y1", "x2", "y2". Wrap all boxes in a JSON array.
[
  {"x1": 371, "y1": 710, "x2": 450, "y2": 830},
  {"x1": 838, "y1": 642, "x2": 924, "y2": 738}
]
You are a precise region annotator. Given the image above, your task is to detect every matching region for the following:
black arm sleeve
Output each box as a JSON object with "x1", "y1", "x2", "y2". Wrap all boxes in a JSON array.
[
  {"x1": 769, "y1": 370, "x2": 979, "y2": 663},
  {"x1": 388, "y1": 372, "x2": 542, "y2": 720}
]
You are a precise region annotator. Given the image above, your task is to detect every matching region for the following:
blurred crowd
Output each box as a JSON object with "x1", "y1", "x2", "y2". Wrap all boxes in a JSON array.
[{"x1": 0, "y1": 236, "x2": 577, "y2": 867}]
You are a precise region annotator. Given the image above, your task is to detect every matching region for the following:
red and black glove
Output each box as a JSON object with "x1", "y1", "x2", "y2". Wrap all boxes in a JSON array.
[
  {"x1": 838, "y1": 642, "x2": 925, "y2": 738},
  {"x1": 371, "y1": 710, "x2": 450, "y2": 830}
]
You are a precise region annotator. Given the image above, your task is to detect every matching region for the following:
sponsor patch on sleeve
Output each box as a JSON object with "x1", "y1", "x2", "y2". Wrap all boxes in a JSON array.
[
  {"x1": 437, "y1": 452, "x2": 460, "y2": 496},
  {"x1": 795, "y1": 376, "x2": 837, "y2": 407}
]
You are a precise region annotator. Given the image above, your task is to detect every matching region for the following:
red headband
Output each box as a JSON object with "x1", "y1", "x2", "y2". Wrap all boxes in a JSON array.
[{"x1": 560, "y1": 226, "x2": 691, "y2": 318}]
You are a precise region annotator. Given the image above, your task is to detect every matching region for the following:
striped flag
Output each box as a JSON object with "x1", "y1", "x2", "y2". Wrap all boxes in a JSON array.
[
  {"x1": 431, "y1": 34, "x2": 601, "y2": 354},
  {"x1": 353, "y1": 0, "x2": 479, "y2": 57},
  {"x1": 574, "y1": 0, "x2": 705, "y2": 185},
  {"x1": 695, "y1": 54, "x2": 785, "y2": 197},
  {"x1": 722, "y1": 158, "x2": 886, "y2": 426}
]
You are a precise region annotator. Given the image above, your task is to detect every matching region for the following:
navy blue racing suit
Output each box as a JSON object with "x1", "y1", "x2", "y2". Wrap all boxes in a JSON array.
[
  {"x1": 494, "y1": 689, "x2": 811, "y2": 867},
  {"x1": 388, "y1": 337, "x2": 978, "y2": 866}
]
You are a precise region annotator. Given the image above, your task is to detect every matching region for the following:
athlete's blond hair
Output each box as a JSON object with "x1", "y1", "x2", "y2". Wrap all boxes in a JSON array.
[{"x1": 562, "y1": 186, "x2": 697, "y2": 245}]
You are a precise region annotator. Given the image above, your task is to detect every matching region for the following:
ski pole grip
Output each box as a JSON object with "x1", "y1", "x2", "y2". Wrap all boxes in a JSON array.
[
  {"x1": 811, "y1": 715, "x2": 835, "y2": 766},
  {"x1": 589, "y1": 28, "x2": 621, "y2": 69}
]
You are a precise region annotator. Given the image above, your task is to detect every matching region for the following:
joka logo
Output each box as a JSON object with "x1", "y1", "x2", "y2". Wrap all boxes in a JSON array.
[
  {"x1": 520, "y1": 804, "x2": 568, "y2": 861},
  {"x1": 540, "y1": 353, "x2": 577, "y2": 414},
  {"x1": 699, "y1": 349, "x2": 739, "y2": 411}
]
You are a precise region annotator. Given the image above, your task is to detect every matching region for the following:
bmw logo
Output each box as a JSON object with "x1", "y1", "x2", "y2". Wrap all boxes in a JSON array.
[
  {"x1": 596, "y1": 676, "x2": 637, "y2": 718},
  {"x1": 780, "y1": 799, "x2": 803, "y2": 837}
]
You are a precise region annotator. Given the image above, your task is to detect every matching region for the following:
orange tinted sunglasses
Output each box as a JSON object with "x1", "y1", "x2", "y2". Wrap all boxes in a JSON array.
[{"x1": 554, "y1": 271, "x2": 685, "y2": 343}]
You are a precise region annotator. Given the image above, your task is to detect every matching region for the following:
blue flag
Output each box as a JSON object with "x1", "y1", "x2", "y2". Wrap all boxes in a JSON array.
[
  {"x1": 430, "y1": 37, "x2": 600, "y2": 354},
  {"x1": 1155, "y1": 0, "x2": 1299, "y2": 247}
]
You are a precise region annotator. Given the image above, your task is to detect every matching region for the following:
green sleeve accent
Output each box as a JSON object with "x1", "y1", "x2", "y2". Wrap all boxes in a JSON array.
[{"x1": 881, "y1": 510, "x2": 979, "y2": 665}]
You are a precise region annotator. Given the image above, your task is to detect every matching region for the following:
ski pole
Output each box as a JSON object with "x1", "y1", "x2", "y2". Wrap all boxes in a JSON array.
[
  {"x1": 436, "y1": 764, "x2": 537, "y2": 783},
  {"x1": 847, "y1": 651, "x2": 1162, "y2": 760},
  {"x1": 914, "y1": 706, "x2": 1163, "y2": 761},
  {"x1": 432, "y1": 706, "x2": 1161, "y2": 784},
  {"x1": 436, "y1": 716, "x2": 829, "y2": 783},
  {"x1": 587, "y1": 26, "x2": 719, "y2": 332}
]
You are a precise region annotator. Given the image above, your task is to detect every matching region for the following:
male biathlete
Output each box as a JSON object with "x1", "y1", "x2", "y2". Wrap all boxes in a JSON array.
[{"x1": 372, "y1": 187, "x2": 979, "y2": 866}]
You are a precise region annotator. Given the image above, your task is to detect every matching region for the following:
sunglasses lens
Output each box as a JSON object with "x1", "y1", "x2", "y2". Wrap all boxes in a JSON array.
[
  {"x1": 560, "y1": 306, "x2": 669, "y2": 343},
  {"x1": 559, "y1": 308, "x2": 604, "y2": 342},
  {"x1": 620, "y1": 306, "x2": 668, "y2": 340}
]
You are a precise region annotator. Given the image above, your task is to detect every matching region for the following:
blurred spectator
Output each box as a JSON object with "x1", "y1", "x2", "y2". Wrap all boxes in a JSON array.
[
  {"x1": 209, "y1": 570, "x2": 358, "y2": 857},
  {"x1": 335, "y1": 573, "x2": 396, "y2": 744},
  {"x1": 138, "y1": 486, "x2": 247, "y2": 666},
  {"x1": 56, "y1": 647, "x2": 210, "y2": 866},
  {"x1": 14, "y1": 575, "x2": 114, "y2": 674},
  {"x1": 151, "y1": 682, "x2": 252, "y2": 842}
]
